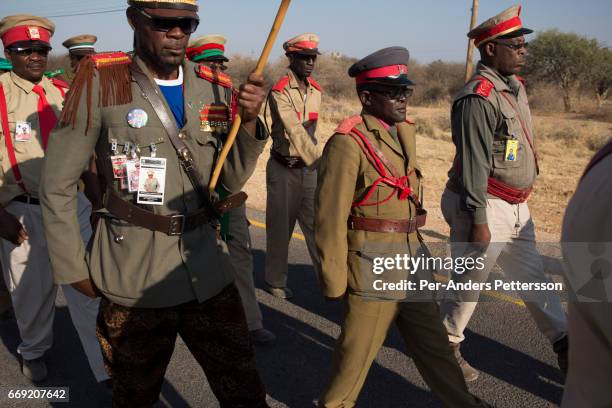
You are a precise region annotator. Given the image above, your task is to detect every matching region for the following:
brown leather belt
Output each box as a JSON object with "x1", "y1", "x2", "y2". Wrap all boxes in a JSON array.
[
  {"x1": 104, "y1": 192, "x2": 213, "y2": 236},
  {"x1": 271, "y1": 149, "x2": 306, "y2": 169},
  {"x1": 347, "y1": 212, "x2": 427, "y2": 233}
]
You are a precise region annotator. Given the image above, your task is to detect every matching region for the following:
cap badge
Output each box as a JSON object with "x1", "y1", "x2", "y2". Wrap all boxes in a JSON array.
[{"x1": 28, "y1": 27, "x2": 40, "y2": 40}]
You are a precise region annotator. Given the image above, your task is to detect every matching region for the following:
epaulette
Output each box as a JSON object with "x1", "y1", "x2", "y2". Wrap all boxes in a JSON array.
[
  {"x1": 473, "y1": 77, "x2": 495, "y2": 98},
  {"x1": 335, "y1": 115, "x2": 363, "y2": 134},
  {"x1": 195, "y1": 65, "x2": 233, "y2": 88},
  {"x1": 272, "y1": 76, "x2": 289, "y2": 92},
  {"x1": 405, "y1": 117, "x2": 415, "y2": 125},
  {"x1": 91, "y1": 52, "x2": 131, "y2": 69},
  {"x1": 51, "y1": 77, "x2": 69, "y2": 90},
  {"x1": 61, "y1": 51, "x2": 132, "y2": 135},
  {"x1": 308, "y1": 77, "x2": 321, "y2": 91}
]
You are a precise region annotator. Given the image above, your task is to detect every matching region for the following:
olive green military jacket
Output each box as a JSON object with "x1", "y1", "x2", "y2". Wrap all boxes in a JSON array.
[
  {"x1": 315, "y1": 113, "x2": 423, "y2": 300},
  {"x1": 447, "y1": 62, "x2": 537, "y2": 224},
  {"x1": 40, "y1": 55, "x2": 267, "y2": 308}
]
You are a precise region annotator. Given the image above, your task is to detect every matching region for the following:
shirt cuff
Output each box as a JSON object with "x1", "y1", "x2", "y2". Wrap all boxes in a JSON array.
[{"x1": 472, "y1": 207, "x2": 488, "y2": 224}]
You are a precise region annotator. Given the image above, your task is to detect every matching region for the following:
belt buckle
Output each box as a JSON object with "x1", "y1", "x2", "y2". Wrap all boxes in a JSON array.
[{"x1": 168, "y1": 214, "x2": 185, "y2": 236}]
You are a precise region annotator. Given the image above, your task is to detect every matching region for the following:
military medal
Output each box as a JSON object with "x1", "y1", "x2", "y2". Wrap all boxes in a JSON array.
[
  {"x1": 505, "y1": 139, "x2": 519, "y2": 162},
  {"x1": 127, "y1": 108, "x2": 148, "y2": 129},
  {"x1": 200, "y1": 104, "x2": 229, "y2": 133}
]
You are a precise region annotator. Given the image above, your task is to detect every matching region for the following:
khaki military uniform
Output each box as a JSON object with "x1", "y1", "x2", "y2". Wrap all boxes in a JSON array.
[
  {"x1": 440, "y1": 62, "x2": 567, "y2": 346},
  {"x1": 265, "y1": 69, "x2": 322, "y2": 288},
  {"x1": 40, "y1": 54, "x2": 267, "y2": 406},
  {"x1": 0, "y1": 71, "x2": 107, "y2": 381},
  {"x1": 561, "y1": 145, "x2": 612, "y2": 408},
  {"x1": 315, "y1": 113, "x2": 485, "y2": 408}
]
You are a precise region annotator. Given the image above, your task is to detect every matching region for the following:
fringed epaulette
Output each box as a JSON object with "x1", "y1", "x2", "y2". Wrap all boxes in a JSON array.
[
  {"x1": 405, "y1": 117, "x2": 415, "y2": 125},
  {"x1": 307, "y1": 77, "x2": 321, "y2": 91},
  {"x1": 61, "y1": 52, "x2": 132, "y2": 135},
  {"x1": 196, "y1": 65, "x2": 233, "y2": 88},
  {"x1": 335, "y1": 115, "x2": 363, "y2": 134},
  {"x1": 272, "y1": 76, "x2": 289, "y2": 92}
]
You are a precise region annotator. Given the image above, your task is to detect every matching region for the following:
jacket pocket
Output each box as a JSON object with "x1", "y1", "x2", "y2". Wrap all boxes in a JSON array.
[{"x1": 491, "y1": 139, "x2": 522, "y2": 169}]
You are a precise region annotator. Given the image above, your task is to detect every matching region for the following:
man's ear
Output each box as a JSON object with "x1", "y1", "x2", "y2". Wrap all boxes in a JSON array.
[
  {"x1": 4, "y1": 50, "x2": 12, "y2": 63},
  {"x1": 358, "y1": 90, "x2": 371, "y2": 108},
  {"x1": 484, "y1": 42, "x2": 496, "y2": 58}
]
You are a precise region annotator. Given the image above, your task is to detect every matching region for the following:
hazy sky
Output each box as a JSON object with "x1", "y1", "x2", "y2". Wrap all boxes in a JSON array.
[{"x1": 2, "y1": 0, "x2": 611, "y2": 64}]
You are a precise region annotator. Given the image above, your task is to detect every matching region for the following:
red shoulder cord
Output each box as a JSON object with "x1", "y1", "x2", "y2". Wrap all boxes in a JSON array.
[
  {"x1": 0, "y1": 84, "x2": 27, "y2": 193},
  {"x1": 348, "y1": 127, "x2": 414, "y2": 208}
]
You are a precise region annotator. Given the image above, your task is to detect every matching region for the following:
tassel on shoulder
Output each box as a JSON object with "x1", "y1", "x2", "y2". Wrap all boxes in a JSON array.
[{"x1": 60, "y1": 52, "x2": 132, "y2": 135}]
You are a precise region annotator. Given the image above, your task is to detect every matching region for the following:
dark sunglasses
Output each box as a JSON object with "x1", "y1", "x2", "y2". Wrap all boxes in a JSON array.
[
  {"x1": 493, "y1": 41, "x2": 529, "y2": 51},
  {"x1": 8, "y1": 47, "x2": 51, "y2": 57},
  {"x1": 134, "y1": 7, "x2": 199, "y2": 34},
  {"x1": 375, "y1": 87, "x2": 414, "y2": 101}
]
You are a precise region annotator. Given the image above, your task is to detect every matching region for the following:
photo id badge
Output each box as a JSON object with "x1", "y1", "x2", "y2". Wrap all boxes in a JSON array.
[
  {"x1": 137, "y1": 157, "x2": 166, "y2": 206},
  {"x1": 126, "y1": 159, "x2": 140, "y2": 193},
  {"x1": 110, "y1": 155, "x2": 127, "y2": 179},
  {"x1": 505, "y1": 139, "x2": 518, "y2": 162},
  {"x1": 15, "y1": 121, "x2": 32, "y2": 142}
]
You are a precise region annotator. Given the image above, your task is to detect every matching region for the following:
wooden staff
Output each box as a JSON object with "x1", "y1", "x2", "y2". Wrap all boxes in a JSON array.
[
  {"x1": 209, "y1": 0, "x2": 291, "y2": 192},
  {"x1": 464, "y1": 0, "x2": 479, "y2": 82}
]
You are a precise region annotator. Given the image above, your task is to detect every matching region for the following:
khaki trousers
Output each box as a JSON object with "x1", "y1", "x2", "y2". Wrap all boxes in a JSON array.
[
  {"x1": 439, "y1": 188, "x2": 567, "y2": 344},
  {"x1": 227, "y1": 204, "x2": 263, "y2": 331},
  {"x1": 319, "y1": 294, "x2": 486, "y2": 408},
  {"x1": 0, "y1": 193, "x2": 108, "y2": 381},
  {"x1": 0, "y1": 260, "x2": 10, "y2": 315},
  {"x1": 265, "y1": 157, "x2": 320, "y2": 288}
]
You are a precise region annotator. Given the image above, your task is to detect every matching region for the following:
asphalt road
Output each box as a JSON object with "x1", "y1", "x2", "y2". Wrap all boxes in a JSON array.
[{"x1": 0, "y1": 208, "x2": 565, "y2": 408}]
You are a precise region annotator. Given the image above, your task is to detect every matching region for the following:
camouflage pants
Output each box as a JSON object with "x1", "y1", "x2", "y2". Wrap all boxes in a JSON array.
[{"x1": 96, "y1": 284, "x2": 268, "y2": 408}]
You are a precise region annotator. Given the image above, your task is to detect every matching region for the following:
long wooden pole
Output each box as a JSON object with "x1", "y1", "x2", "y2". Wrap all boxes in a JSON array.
[
  {"x1": 209, "y1": 0, "x2": 291, "y2": 192},
  {"x1": 464, "y1": 0, "x2": 479, "y2": 82}
]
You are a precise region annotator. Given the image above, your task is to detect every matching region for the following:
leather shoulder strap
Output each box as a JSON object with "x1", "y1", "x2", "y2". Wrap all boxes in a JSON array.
[
  {"x1": 0, "y1": 84, "x2": 27, "y2": 193},
  {"x1": 128, "y1": 61, "x2": 219, "y2": 217}
]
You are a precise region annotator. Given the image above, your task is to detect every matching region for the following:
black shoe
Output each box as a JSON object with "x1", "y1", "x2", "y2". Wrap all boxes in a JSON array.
[
  {"x1": 450, "y1": 343, "x2": 479, "y2": 382},
  {"x1": 553, "y1": 335, "x2": 569, "y2": 378}
]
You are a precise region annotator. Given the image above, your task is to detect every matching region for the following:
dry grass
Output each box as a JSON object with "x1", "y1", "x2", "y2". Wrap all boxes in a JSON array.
[{"x1": 244, "y1": 98, "x2": 611, "y2": 242}]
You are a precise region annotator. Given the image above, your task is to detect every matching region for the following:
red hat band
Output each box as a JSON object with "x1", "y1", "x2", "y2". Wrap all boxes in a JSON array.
[
  {"x1": 286, "y1": 40, "x2": 318, "y2": 52},
  {"x1": 355, "y1": 64, "x2": 408, "y2": 85},
  {"x1": 2, "y1": 25, "x2": 51, "y2": 48}
]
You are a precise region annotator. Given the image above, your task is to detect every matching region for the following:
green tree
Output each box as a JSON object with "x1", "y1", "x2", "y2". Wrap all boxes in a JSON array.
[
  {"x1": 525, "y1": 30, "x2": 599, "y2": 112},
  {"x1": 589, "y1": 47, "x2": 612, "y2": 110}
]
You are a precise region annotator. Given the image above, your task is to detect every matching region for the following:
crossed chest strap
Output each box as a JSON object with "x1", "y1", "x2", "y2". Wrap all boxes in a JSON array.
[{"x1": 345, "y1": 127, "x2": 426, "y2": 233}]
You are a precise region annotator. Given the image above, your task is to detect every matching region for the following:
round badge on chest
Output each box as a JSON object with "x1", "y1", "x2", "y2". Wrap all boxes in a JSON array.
[{"x1": 127, "y1": 109, "x2": 148, "y2": 129}]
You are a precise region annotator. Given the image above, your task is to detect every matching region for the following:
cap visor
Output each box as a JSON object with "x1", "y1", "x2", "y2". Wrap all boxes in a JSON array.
[{"x1": 499, "y1": 27, "x2": 534, "y2": 39}]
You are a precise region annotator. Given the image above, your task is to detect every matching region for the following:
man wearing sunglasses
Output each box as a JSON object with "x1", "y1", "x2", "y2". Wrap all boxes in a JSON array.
[
  {"x1": 265, "y1": 33, "x2": 323, "y2": 300},
  {"x1": 440, "y1": 5, "x2": 568, "y2": 381},
  {"x1": 315, "y1": 46, "x2": 489, "y2": 408},
  {"x1": 0, "y1": 15, "x2": 109, "y2": 385},
  {"x1": 40, "y1": 0, "x2": 269, "y2": 406},
  {"x1": 187, "y1": 34, "x2": 277, "y2": 346}
]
